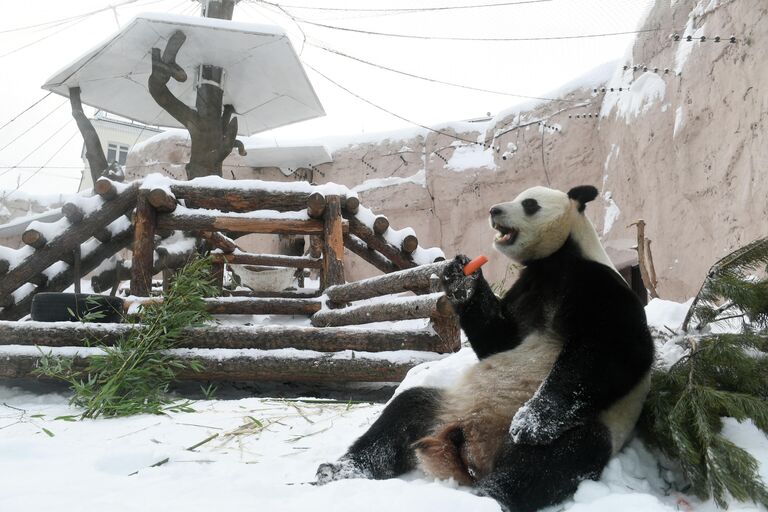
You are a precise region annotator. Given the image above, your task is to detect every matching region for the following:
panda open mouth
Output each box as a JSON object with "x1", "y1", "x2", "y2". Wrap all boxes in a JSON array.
[{"x1": 493, "y1": 223, "x2": 519, "y2": 245}]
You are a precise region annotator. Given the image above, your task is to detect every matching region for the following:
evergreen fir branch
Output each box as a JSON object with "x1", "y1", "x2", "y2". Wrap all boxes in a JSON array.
[
  {"x1": 682, "y1": 237, "x2": 768, "y2": 331},
  {"x1": 641, "y1": 331, "x2": 768, "y2": 509}
]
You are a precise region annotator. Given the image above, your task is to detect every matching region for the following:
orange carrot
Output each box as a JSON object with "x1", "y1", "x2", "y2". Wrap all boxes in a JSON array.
[{"x1": 463, "y1": 255, "x2": 489, "y2": 276}]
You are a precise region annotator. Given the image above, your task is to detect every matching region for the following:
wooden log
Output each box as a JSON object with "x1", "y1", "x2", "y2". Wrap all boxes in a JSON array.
[
  {"x1": 429, "y1": 274, "x2": 461, "y2": 353},
  {"x1": 222, "y1": 289, "x2": 321, "y2": 299},
  {"x1": 0, "y1": 259, "x2": 9, "y2": 276},
  {"x1": 196, "y1": 231, "x2": 238, "y2": 253},
  {"x1": 322, "y1": 195, "x2": 345, "y2": 288},
  {"x1": 309, "y1": 235, "x2": 322, "y2": 259},
  {"x1": 211, "y1": 252, "x2": 322, "y2": 269},
  {"x1": 0, "y1": 181, "x2": 138, "y2": 302},
  {"x1": 203, "y1": 297, "x2": 320, "y2": 315},
  {"x1": 0, "y1": 345, "x2": 439, "y2": 382},
  {"x1": 311, "y1": 292, "x2": 451, "y2": 327},
  {"x1": 307, "y1": 192, "x2": 326, "y2": 219},
  {"x1": 324, "y1": 261, "x2": 449, "y2": 305},
  {"x1": 401, "y1": 234, "x2": 419, "y2": 254},
  {"x1": 0, "y1": 322, "x2": 448, "y2": 354},
  {"x1": 344, "y1": 196, "x2": 360, "y2": 215},
  {"x1": 157, "y1": 212, "x2": 346, "y2": 236},
  {"x1": 0, "y1": 227, "x2": 134, "y2": 320},
  {"x1": 211, "y1": 261, "x2": 224, "y2": 293},
  {"x1": 93, "y1": 228, "x2": 112, "y2": 243},
  {"x1": 94, "y1": 177, "x2": 119, "y2": 200},
  {"x1": 346, "y1": 216, "x2": 415, "y2": 270},
  {"x1": 147, "y1": 187, "x2": 177, "y2": 213},
  {"x1": 373, "y1": 216, "x2": 390, "y2": 235},
  {"x1": 156, "y1": 246, "x2": 195, "y2": 270},
  {"x1": 72, "y1": 247, "x2": 82, "y2": 294},
  {"x1": 167, "y1": 182, "x2": 350, "y2": 214},
  {"x1": 61, "y1": 202, "x2": 85, "y2": 224},
  {"x1": 21, "y1": 229, "x2": 46, "y2": 249},
  {"x1": 343, "y1": 234, "x2": 398, "y2": 274},
  {"x1": 130, "y1": 191, "x2": 157, "y2": 296},
  {"x1": 91, "y1": 260, "x2": 130, "y2": 293}
]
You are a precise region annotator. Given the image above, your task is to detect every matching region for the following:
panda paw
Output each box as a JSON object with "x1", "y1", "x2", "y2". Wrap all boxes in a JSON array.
[
  {"x1": 441, "y1": 255, "x2": 481, "y2": 305},
  {"x1": 315, "y1": 459, "x2": 368, "y2": 485},
  {"x1": 509, "y1": 400, "x2": 571, "y2": 445}
]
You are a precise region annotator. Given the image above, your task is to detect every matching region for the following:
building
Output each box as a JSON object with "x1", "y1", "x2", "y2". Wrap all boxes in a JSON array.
[{"x1": 78, "y1": 112, "x2": 162, "y2": 192}]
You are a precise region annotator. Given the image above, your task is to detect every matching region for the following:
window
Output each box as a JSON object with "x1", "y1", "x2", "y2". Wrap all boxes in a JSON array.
[{"x1": 107, "y1": 143, "x2": 129, "y2": 165}]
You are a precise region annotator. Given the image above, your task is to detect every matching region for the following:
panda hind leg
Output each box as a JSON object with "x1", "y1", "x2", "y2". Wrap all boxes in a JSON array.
[
  {"x1": 475, "y1": 420, "x2": 612, "y2": 512},
  {"x1": 316, "y1": 386, "x2": 444, "y2": 484}
]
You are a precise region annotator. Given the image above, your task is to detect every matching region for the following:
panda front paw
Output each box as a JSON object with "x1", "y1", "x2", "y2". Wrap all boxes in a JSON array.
[
  {"x1": 509, "y1": 399, "x2": 573, "y2": 445},
  {"x1": 315, "y1": 459, "x2": 368, "y2": 485},
  {"x1": 441, "y1": 255, "x2": 481, "y2": 306}
]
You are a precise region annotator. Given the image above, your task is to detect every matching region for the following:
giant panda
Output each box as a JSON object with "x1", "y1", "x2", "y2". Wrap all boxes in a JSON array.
[{"x1": 316, "y1": 184, "x2": 654, "y2": 512}]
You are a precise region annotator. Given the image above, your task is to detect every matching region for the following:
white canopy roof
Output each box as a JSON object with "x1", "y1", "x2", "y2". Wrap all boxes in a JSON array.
[
  {"x1": 241, "y1": 145, "x2": 332, "y2": 175},
  {"x1": 42, "y1": 13, "x2": 325, "y2": 136}
]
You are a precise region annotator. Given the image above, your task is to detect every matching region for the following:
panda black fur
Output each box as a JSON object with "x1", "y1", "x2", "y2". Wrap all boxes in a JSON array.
[{"x1": 316, "y1": 185, "x2": 654, "y2": 512}]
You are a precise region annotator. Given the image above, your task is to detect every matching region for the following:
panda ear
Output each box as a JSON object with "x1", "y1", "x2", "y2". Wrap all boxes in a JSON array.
[{"x1": 567, "y1": 185, "x2": 598, "y2": 213}]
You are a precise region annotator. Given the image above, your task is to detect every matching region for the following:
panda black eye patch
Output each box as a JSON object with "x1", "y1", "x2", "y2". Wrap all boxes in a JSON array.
[{"x1": 521, "y1": 198, "x2": 541, "y2": 215}]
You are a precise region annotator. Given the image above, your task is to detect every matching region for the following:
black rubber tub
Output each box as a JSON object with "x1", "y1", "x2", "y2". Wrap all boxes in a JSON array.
[{"x1": 30, "y1": 293, "x2": 124, "y2": 323}]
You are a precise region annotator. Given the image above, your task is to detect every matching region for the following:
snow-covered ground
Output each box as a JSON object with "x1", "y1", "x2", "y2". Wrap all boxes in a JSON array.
[{"x1": 1, "y1": 299, "x2": 766, "y2": 512}]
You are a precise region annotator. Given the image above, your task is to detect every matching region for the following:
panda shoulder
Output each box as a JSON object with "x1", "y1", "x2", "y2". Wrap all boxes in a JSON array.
[{"x1": 571, "y1": 259, "x2": 641, "y2": 307}]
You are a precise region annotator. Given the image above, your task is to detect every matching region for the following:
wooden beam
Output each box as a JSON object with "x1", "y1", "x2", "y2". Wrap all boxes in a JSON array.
[
  {"x1": 324, "y1": 261, "x2": 449, "y2": 305},
  {"x1": 211, "y1": 252, "x2": 322, "y2": 269},
  {"x1": 203, "y1": 297, "x2": 320, "y2": 315},
  {"x1": 61, "y1": 203, "x2": 85, "y2": 224},
  {"x1": 0, "y1": 183, "x2": 138, "y2": 300},
  {"x1": 0, "y1": 227, "x2": 133, "y2": 320},
  {"x1": 0, "y1": 259, "x2": 9, "y2": 276},
  {"x1": 322, "y1": 195, "x2": 345, "y2": 288},
  {"x1": 311, "y1": 292, "x2": 452, "y2": 327},
  {"x1": 344, "y1": 196, "x2": 360, "y2": 215},
  {"x1": 373, "y1": 216, "x2": 389, "y2": 235},
  {"x1": 157, "y1": 212, "x2": 347, "y2": 236},
  {"x1": 222, "y1": 289, "x2": 321, "y2": 299},
  {"x1": 401, "y1": 234, "x2": 419, "y2": 254},
  {"x1": 346, "y1": 216, "x2": 415, "y2": 270},
  {"x1": 343, "y1": 234, "x2": 398, "y2": 274},
  {"x1": 21, "y1": 229, "x2": 46, "y2": 249},
  {"x1": 94, "y1": 177, "x2": 120, "y2": 200},
  {"x1": 130, "y1": 191, "x2": 157, "y2": 296},
  {"x1": 306, "y1": 192, "x2": 326, "y2": 219},
  {"x1": 0, "y1": 321, "x2": 449, "y2": 354},
  {"x1": 0, "y1": 347, "x2": 439, "y2": 382},
  {"x1": 147, "y1": 187, "x2": 177, "y2": 213},
  {"x1": 196, "y1": 231, "x2": 238, "y2": 253}
]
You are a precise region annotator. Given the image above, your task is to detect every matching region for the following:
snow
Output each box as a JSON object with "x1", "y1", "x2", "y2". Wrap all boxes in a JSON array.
[
  {"x1": 674, "y1": 18, "x2": 707, "y2": 75},
  {"x1": 353, "y1": 170, "x2": 426, "y2": 194},
  {"x1": 0, "y1": 244, "x2": 34, "y2": 271},
  {"x1": 445, "y1": 143, "x2": 497, "y2": 172},
  {"x1": 2, "y1": 299, "x2": 766, "y2": 512},
  {"x1": 602, "y1": 72, "x2": 666, "y2": 123},
  {"x1": 673, "y1": 106, "x2": 685, "y2": 138},
  {"x1": 645, "y1": 298, "x2": 694, "y2": 331},
  {"x1": 174, "y1": 204, "x2": 310, "y2": 221},
  {"x1": 25, "y1": 216, "x2": 71, "y2": 244},
  {"x1": 602, "y1": 191, "x2": 620, "y2": 236}
]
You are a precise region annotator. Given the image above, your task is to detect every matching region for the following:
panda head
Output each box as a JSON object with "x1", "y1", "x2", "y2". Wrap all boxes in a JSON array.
[{"x1": 489, "y1": 185, "x2": 598, "y2": 263}]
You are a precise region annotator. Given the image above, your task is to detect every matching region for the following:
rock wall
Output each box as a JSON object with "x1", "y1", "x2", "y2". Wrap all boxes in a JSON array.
[{"x1": 128, "y1": 0, "x2": 766, "y2": 300}]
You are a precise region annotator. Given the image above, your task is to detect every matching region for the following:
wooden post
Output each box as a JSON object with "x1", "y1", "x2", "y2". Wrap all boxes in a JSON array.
[
  {"x1": 629, "y1": 220, "x2": 659, "y2": 299},
  {"x1": 322, "y1": 195, "x2": 345, "y2": 289},
  {"x1": 130, "y1": 191, "x2": 157, "y2": 296},
  {"x1": 72, "y1": 247, "x2": 82, "y2": 294},
  {"x1": 306, "y1": 192, "x2": 326, "y2": 219},
  {"x1": 429, "y1": 274, "x2": 461, "y2": 353},
  {"x1": 211, "y1": 262, "x2": 225, "y2": 293}
]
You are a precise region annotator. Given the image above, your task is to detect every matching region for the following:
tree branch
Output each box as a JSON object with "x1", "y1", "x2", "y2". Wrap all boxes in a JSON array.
[
  {"x1": 148, "y1": 30, "x2": 196, "y2": 126},
  {"x1": 69, "y1": 87, "x2": 107, "y2": 184}
]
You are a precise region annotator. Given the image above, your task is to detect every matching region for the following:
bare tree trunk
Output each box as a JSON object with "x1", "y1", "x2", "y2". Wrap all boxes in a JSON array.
[{"x1": 69, "y1": 87, "x2": 107, "y2": 185}]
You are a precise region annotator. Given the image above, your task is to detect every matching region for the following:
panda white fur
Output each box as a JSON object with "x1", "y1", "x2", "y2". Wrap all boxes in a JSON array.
[{"x1": 317, "y1": 185, "x2": 654, "y2": 512}]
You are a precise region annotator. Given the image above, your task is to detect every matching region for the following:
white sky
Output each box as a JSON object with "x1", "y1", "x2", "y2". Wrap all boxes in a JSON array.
[{"x1": 0, "y1": 0, "x2": 654, "y2": 196}]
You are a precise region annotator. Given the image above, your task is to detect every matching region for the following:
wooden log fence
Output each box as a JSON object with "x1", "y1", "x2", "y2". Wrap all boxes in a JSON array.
[
  {"x1": 156, "y1": 211, "x2": 348, "y2": 236},
  {"x1": 343, "y1": 234, "x2": 398, "y2": 274}
]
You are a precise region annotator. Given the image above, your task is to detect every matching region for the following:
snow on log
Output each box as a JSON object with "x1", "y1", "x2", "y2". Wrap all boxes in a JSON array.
[
  {"x1": 347, "y1": 216, "x2": 415, "y2": 270},
  {"x1": 0, "y1": 227, "x2": 134, "y2": 320},
  {"x1": 324, "y1": 261, "x2": 449, "y2": 304},
  {"x1": 0, "y1": 183, "x2": 138, "y2": 301},
  {"x1": 202, "y1": 297, "x2": 321, "y2": 315},
  {"x1": 211, "y1": 251, "x2": 322, "y2": 269},
  {"x1": 311, "y1": 292, "x2": 452, "y2": 327}
]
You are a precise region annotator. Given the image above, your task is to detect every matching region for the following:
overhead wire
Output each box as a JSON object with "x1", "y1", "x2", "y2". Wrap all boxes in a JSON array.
[
  {"x1": 0, "y1": 16, "x2": 92, "y2": 59},
  {"x1": 0, "y1": 118, "x2": 75, "y2": 179},
  {"x1": 250, "y1": 0, "x2": 553, "y2": 14},
  {"x1": 0, "y1": 99, "x2": 69, "y2": 154},
  {"x1": 0, "y1": 0, "x2": 139, "y2": 34},
  {"x1": 0, "y1": 92, "x2": 54, "y2": 133},
  {"x1": 308, "y1": 40, "x2": 583, "y2": 103},
  {"x1": 5, "y1": 130, "x2": 81, "y2": 198}
]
